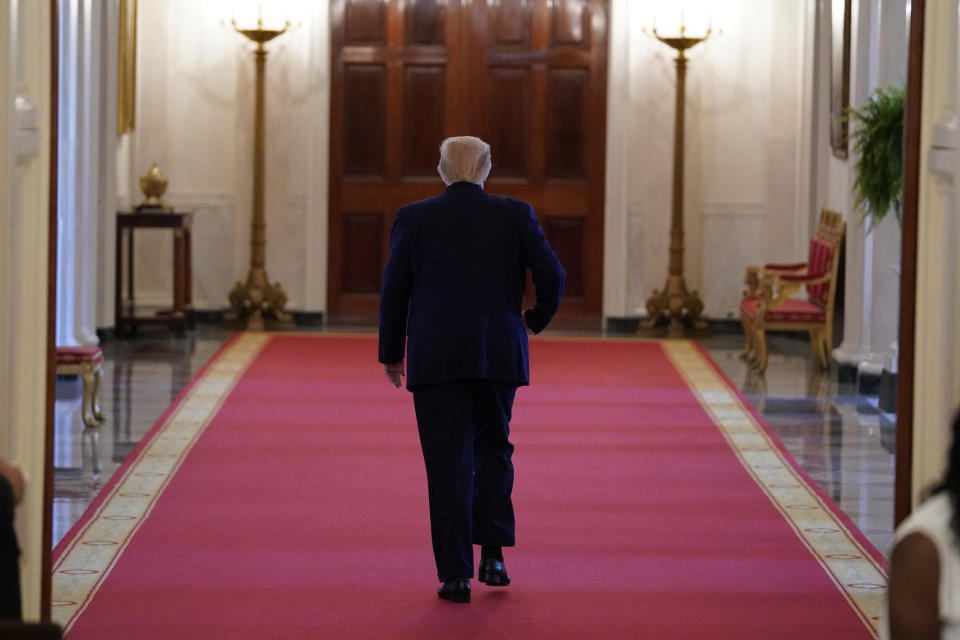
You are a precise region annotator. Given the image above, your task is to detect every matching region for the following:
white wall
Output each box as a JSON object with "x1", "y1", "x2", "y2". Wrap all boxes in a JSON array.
[
  {"x1": 604, "y1": 0, "x2": 814, "y2": 320},
  {"x1": 110, "y1": 0, "x2": 330, "y2": 317}
]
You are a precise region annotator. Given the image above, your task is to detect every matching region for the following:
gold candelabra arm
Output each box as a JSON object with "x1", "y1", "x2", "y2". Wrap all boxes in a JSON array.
[
  {"x1": 226, "y1": 4, "x2": 293, "y2": 48},
  {"x1": 644, "y1": 12, "x2": 715, "y2": 57}
]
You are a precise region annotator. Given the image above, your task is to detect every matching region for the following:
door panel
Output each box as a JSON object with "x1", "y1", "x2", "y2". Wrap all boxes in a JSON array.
[
  {"x1": 544, "y1": 217, "x2": 586, "y2": 297},
  {"x1": 552, "y1": 0, "x2": 591, "y2": 47},
  {"x1": 405, "y1": 0, "x2": 445, "y2": 44},
  {"x1": 492, "y1": 0, "x2": 532, "y2": 47},
  {"x1": 341, "y1": 213, "x2": 383, "y2": 294},
  {"x1": 402, "y1": 65, "x2": 447, "y2": 176},
  {"x1": 343, "y1": 64, "x2": 387, "y2": 176},
  {"x1": 345, "y1": 0, "x2": 386, "y2": 45},
  {"x1": 487, "y1": 68, "x2": 531, "y2": 178},
  {"x1": 329, "y1": 0, "x2": 607, "y2": 324},
  {"x1": 546, "y1": 68, "x2": 587, "y2": 180}
]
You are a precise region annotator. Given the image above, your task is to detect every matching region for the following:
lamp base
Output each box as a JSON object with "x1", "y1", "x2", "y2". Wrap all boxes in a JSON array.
[
  {"x1": 224, "y1": 268, "x2": 295, "y2": 331},
  {"x1": 642, "y1": 275, "x2": 706, "y2": 337}
]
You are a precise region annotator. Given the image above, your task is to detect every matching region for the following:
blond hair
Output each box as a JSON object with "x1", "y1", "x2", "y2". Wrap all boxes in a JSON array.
[{"x1": 437, "y1": 136, "x2": 492, "y2": 185}]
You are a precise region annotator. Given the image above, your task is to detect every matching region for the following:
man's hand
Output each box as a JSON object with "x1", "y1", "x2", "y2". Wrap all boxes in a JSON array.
[
  {"x1": 521, "y1": 310, "x2": 535, "y2": 336},
  {"x1": 384, "y1": 361, "x2": 405, "y2": 388}
]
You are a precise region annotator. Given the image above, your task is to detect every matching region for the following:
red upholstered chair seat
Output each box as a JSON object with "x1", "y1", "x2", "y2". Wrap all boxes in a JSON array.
[
  {"x1": 55, "y1": 346, "x2": 104, "y2": 366},
  {"x1": 740, "y1": 298, "x2": 826, "y2": 323},
  {"x1": 55, "y1": 346, "x2": 106, "y2": 427}
]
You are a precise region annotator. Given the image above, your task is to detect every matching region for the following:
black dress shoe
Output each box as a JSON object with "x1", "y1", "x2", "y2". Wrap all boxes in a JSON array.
[
  {"x1": 437, "y1": 578, "x2": 471, "y2": 603},
  {"x1": 478, "y1": 557, "x2": 510, "y2": 586}
]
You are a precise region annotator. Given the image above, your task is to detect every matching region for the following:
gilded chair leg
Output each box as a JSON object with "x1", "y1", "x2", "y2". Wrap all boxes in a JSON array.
[
  {"x1": 823, "y1": 327, "x2": 834, "y2": 368},
  {"x1": 80, "y1": 370, "x2": 99, "y2": 428},
  {"x1": 808, "y1": 329, "x2": 829, "y2": 369},
  {"x1": 740, "y1": 314, "x2": 753, "y2": 360},
  {"x1": 743, "y1": 316, "x2": 758, "y2": 363},
  {"x1": 741, "y1": 331, "x2": 754, "y2": 360},
  {"x1": 91, "y1": 365, "x2": 106, "y2": 422},
  {"x1": 808, "y1": 329, "x2": 823, "y2": 367},
  {"x1": 820, "y1": 333, "x2": 831, "y2": 369},
  {"x1": 755, "y1": 329, "x2": 769, "y2": 373}
]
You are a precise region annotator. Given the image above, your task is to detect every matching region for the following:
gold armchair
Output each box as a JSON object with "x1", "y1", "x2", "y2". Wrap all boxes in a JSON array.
[{"x1": 739, "y1": 209, "x2": 844, "y2": 373}]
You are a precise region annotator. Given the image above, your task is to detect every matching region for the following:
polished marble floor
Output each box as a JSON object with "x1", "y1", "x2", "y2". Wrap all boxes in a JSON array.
[{"x1": 52, "y1": 325, "x2": 895, "y2": 554}]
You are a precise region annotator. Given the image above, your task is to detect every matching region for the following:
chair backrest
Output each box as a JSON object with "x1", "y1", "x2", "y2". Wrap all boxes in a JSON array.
[
  {"x1": 806, "y1": 209, "x2": 844, "y2": 307},
  {"x1": 806, "y1": 237, "x2": 833, "y2": 304}
]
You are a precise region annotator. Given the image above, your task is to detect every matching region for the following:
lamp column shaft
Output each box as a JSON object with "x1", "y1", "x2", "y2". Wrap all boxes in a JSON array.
[
  {"x1": 251, "y1": 47, "x2": 267, "y2": 276},
  {"x1": 224, "y1": 28, "x2": 292, "y2": 330},
  {"x1": 670, "y1": 53, "x2": 687, "y2": 278},
  {"x1": 641, "y1": 44, "x2": 704, "y2": 333}
]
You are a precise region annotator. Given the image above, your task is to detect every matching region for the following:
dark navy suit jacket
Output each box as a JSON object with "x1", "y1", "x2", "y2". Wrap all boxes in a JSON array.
[{"x1": 378, "y1": 181, "x2": 565, "y2": 389}]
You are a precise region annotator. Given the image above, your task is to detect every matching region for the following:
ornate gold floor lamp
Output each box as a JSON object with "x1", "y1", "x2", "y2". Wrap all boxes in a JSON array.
[
  {"x1": 225, "y1": 8, "x2": 294, "y2": 330},
  {"x1": 643, "y1": 19, "x2": 713, "y2": 335}
]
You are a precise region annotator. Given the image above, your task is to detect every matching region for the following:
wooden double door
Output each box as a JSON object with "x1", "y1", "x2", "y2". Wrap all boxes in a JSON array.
[{"x1": 328, "y1": 0, "x2": 608, "y2": 324}]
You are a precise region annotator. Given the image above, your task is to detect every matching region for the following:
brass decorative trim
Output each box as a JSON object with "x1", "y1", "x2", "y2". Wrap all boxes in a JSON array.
[{"x1": 116, "y1": 0, "x2": 136, "y2": 135}]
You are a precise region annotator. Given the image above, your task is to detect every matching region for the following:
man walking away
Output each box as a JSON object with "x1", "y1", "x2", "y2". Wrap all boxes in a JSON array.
[{"x1": 378, "y1": 136, "x2": 565, "y2": 603}]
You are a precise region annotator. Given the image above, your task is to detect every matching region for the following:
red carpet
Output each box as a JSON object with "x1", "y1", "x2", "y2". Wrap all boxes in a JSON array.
[{"x1": 53, "y1": 334, "x2": 887, "y2": 638}]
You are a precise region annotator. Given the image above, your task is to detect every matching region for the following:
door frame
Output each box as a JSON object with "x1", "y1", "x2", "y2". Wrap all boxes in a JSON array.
[{"x1": 42, "y1": 0, "x2": 59, "y2": 616}]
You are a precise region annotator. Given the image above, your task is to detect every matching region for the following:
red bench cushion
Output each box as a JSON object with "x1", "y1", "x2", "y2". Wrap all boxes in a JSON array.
[
  {"x1": 740, "y1": 298, "x2": 826, "y2": 323},
  {"x1": 56, "y1": 346, "x2": 104, "y2": 366}
]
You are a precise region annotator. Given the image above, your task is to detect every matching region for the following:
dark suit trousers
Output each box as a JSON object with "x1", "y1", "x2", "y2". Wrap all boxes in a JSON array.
[{"x1": 412, "y1": 379, "x2": 517, "y2": 582}]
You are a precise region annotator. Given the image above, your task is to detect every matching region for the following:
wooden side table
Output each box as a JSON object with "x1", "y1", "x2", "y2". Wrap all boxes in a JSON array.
[{"x1": 115, "y1": 210, "x2": 194, "y2": 333}]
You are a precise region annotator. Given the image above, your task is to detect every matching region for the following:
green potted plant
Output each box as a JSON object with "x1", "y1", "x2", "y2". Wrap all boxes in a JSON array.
[{"x1": 847, "y1": 83, "x2": 905, "y2": 230}]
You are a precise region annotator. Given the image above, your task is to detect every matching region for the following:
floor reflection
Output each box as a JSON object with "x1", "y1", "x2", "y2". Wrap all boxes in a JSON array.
[
  {"x1": 51, "y1": 327, "x2": 225, "y2": 546},
  {"x1": 51, "y1": 326, "x2": 896, "y2": 554},
  {"x1": 702, "y1": 332, "x2": 895, "y2": 552}
]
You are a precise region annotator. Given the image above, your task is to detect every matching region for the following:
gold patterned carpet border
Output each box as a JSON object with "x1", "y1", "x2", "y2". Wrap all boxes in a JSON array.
[
  {"x1": 51, "y1": 333, "x2": 271, "y2": 633},
  {"x1": 663, "y1": 340, "x2": 887, "y2": 639}
]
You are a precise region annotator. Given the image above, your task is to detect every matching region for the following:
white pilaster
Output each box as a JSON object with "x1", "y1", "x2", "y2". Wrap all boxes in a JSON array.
[
  {"x1": 831, "y1": 0, "x2": 876, "y2": 369},
  {"x1": 795, "y1": 0, "x2": 818, "y2": 260},
  {"x1": 856, "y1": 0, "x2": 907, "y2": 382},
  {"x1": 602, "y1": 0, "x2": 630, "y2": 319},
  {"x1": 56, "y1": 0, "x2": 104, "y2": 346},
  {"x1": 97, "y1": 0, "x2": 118, "y2": 328},
  {"x1": 304, "y1": 2, "x2": 331, "y2": 313}
]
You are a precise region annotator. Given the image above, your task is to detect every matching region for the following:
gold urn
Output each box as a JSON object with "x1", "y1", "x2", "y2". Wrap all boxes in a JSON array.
[{"x1": 137, "y1": 163, "x2": 169, "y2": 210}]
